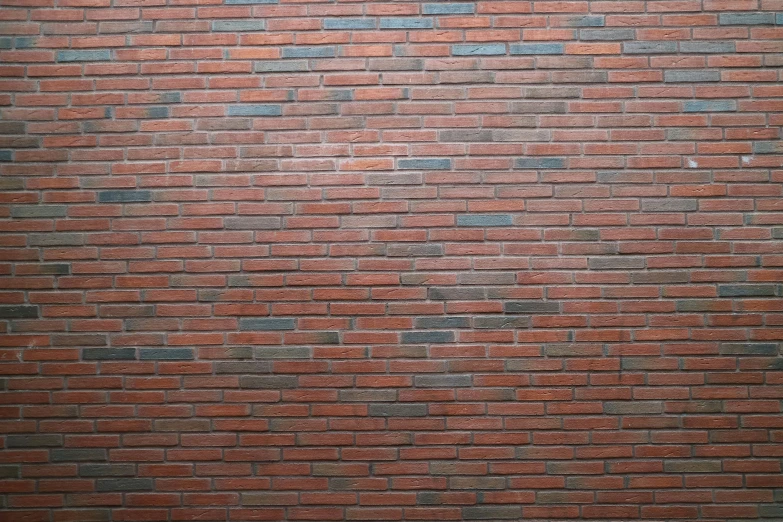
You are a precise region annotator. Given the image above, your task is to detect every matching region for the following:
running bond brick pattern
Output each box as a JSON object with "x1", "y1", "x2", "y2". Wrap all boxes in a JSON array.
[{"x1": 1, "y1": 0, "x2": 783, "y2": 521}]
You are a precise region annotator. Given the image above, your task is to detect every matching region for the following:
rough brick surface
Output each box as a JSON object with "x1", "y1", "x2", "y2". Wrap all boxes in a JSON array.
[{"x1": 1, "y1": 0, "x2": 783, "y2": 520}]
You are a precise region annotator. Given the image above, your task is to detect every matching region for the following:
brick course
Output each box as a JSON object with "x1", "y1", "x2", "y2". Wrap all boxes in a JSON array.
[{"x1": 1, "y1": 0, "x2": 783, "y2": 520}]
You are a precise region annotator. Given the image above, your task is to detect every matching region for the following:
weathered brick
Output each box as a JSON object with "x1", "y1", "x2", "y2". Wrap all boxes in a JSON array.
[
  {"x1": 579, "y1": 29, "x2": 635, "y2": 41},
  {"x1": 588, "y1": 257, "x2": 645, "y2": 270},
  {"x1": 369, "y1": 404, "x2": 427, "y2": 417},
  {"x1": 282, "y1": 46, "x2": 336, "y2": 58},
  {"x1": 663, "y1": 460, "x2": 721, "y2": 473},
  {"x1": 255, "y1": 61, "x2": 309, "y2": 73},
  {"x1": 680, "y1": 41, "x2": 736, "y2": 53},
  {"x1": 510, "y1": 43, "x2": 564, "y2": 55},
  {"x1": 515, "y1": 157, "x2": 565, "y2": 169},
  {"x1": 226, "y1": 105, "x2": 283, "y2": 117},
  {"x1": 463, "y1": 506, "x2": 522, "y2": 519},
  {"x1": 423, "y1": 3, "x2": 475, "y2": 14},
  {"x1": 624, "y1": 41, "x2": 677, "y2": 54},
  {"x1": 414, "y1": 316, "x2": 470, "y2": 329},
  {"x1": 414, "y1": 375, "x2": 471, "y2": 387},
  {"x1": 215, "y1": 361, "x2": 272, "y2": 373},
  {"x1": 439, "y1": 129, "x2": 493, "y2": 142},
  {"x1": 239, "y1": 318, "x2": 296, "y2": 330},
  {"x1": 96, "y1": 478, "x2": 154, "y2": 492},
  {"x1": 380, "y1": 18, "x2": 433, "y2": 29},
  {"x1": 719, "y1": 13, "x2": 775, "y2": 25},
  {"x1": 683, "y1": 100, "x2": 737, "y2": 112},
  {"x1": 457, "y1": 214, "x2": 513, "y2": 227},
  {"x1": 139, "y1": 348, "x2": 194, "y2": 360},
  {"x1": 255, "y1": 346, "x2": 312, "y2": 359},
  {"x1": 641, "y1": 199, "x2": 697, "y2": 212},
  {"x1": 504, "y1": 301, "x2": 561, "y2": 314},
  {"x1": 474, "y1": 316, "x2": 531, "y2": 329},
  {"x1": 401, "y1": 331, "x2": 455, "y2": 344},
  {"x1": 719, "y1": 343, "x2": 779, "y2": 356},
  {"x1": 398, "y1": 158, "x2": 451, "y2": 170},
  {"x1": 0, "y1": 305, "x2": 39, "y2": 318},
  {"x1": 718, "y1": 284, "x2": 777, "y2": 297},
  {"x1": 82, "y1": 348, "x2": 137, "y2": 361},
  {"x1": 98, "y1": 190, "x2": 152, "y2": 203},
  {"x1": 79, "y1": 464, "x2": 136, "y2": 477},
  {"x1": 452, "y1": 44, "x2": 506, "y2": 56},
  {"x1": 324, "y1": 18, "x2": 376, "y2": 30},
  {"x1": 212, "y1": 20, "x2": 266, "y2": 32},
  {"x1": 604, "y1": 402, "x2": 663, "y2": 415},
  {"x1": 664, "y1": 70, "x2": 720, "y2": 83},
  {"x1": 6, "y1": 434, "x2": 62, "y2": 448},
  {"x1": 387, "y1": 244, "x2": 443, "y2": 257},
  {"x1": 11, "y1": 205, "x2": 67, "y2": 218},
  {"x1": 511, "y1": 101, "x2": 567, "y2": 113},
  {"x1": 240, "y1": 376, "x2": 298, "y2": 388},
  {"x1": 52, "y1": 449, "x2": 108, "y2": 462},
  {"x1": 57, "y1": 50, "x2": 111, "y2": 62}
]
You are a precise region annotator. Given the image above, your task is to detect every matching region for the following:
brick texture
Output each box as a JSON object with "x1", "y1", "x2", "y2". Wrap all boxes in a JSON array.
[{"x1": 1, "y1": 0, "x2": 783, "y2": 520}]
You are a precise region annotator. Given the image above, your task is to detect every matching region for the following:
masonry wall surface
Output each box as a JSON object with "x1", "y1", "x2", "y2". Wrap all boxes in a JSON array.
[{"x1": 1, "y1": 0, "x2": 783, "y2": 520}]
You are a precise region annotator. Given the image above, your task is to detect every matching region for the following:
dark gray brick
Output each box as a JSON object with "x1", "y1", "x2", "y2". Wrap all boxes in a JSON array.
[
  {"x1": 423, "y1": 3, "x2": 475, "y2": 14},
  {"x1": 683, "y1": 100, "x2": 737, "y2": 112},
  {"x1": 339, "y1": 389, "x2": 397, "y2": 402},
  {"x1": 215, "y1": 361, "x2": 272, "y2": 374},
  {"x1": 239, "y1": 318, "x2": 296, "y2": 330},
  {"x1": 456, "y1": 214, "x2": 513, "y2": 227},
  {"x1": 282, "y1": 46, "x2": 336, "y2": 58},
  {"x1": 98, "y1": 190, "x2": 152, "y2": 203},
  {"x1": 474, "y1": 316, "x2": 531, "y2": 329},
  {"x1": 0, "y1": 177, "x2": 24, "y2": 190},
  {"x1": 0, "y1": 150, "x2": 12, "y2": 162},
  {"x1": 387, "y1": 244, "x2": 443, "y2": 257},
  {"x1": 254, "y1": 60, "x2": 308, "y2": 73},
  {"x1": 212, "y1": 20, "x2": 265, "y2": 31},
  {"x1": 664, "y1": 460, "x2": 721, "y2": 473},
  {"x1": 323, "y1": 18, "x2": 375, "y2": 29},
  {"x1": 242, "y1": 492, "x2": 299, "y2": 506},
  {"x1": 440, "y1": 129, "x2": 493, "y2": 142},
  {"x1": 226, "y1": 105, "x2": 282, "y2": 117},
  {"x1": 52, "y1": 449, "x2": 107, "y2": 462},
  {"x1": 624, "y1": 41, "x2": 677, "y2": 54},
  {"x1": 504, "y1": 301, "x2": 561, "y2": 314},
  {"x1": 760, "y1": 504, "x2": 783, "y2": 518},
  {"x1": 632, "y1": 271, "x2": 688, "y2": 284},
  {"x1": 452, "y1": 44, "x2": 506, "y2": 56},
  {"x1": 753, "y1": 141, "x2": 783, "y2": 154},
  {"x1": 369, "y1": 404, "x2": 427, "y2": 417},
  {"x1": 515, "y1": 157, "x2": 565, "y2": 169},
  {"x1": 415, "y1": 374, "x2": 471, "y2": 387},
  {"x1": 82, "y1": 348, "x2": 136, "y2": 361},
  {"x1": 664, "y1": 70, "x2": 720, "y2": 83},
  {"x1": 139, "y1": 348, "x2": 194, "y2": 360},
  {"x1": 240, "y1": 375, "x2": 298, "y2": 389},
  {"x1": 97, "y1": 478, "x2": 153, "y2": 492},
  {"x1": 680, "y1": 41, "x2": 736, "y2": 53},
  {"x1": 398, "y1": 158, "x2": 451, "y2": 170},
  {"x1": 380, "y1": 18, "x2": 434, "y2": 29},
  {"x1": 450, "y1": 477, "x2": 505, "y2": 489},
  {"x1": 604, "y1": 401, "x2": 663, "y2": 415},
  {"x1": 719, "y1": 12, "x2": 775, "y2": 25},
  {"x1": 588, "y1": 257, "x2": 645, "y2": 270},
  {"x1": 676, "y1": 300, "x2": 725, "y2": 312},
  {"x1": 463, "y1": 506, "x2": 522, "y2": 520},
  {"x1": 57, "y1": 50, "x2": 111, "y2": 62},
  {"x1": 525, "y1": 86, "x2": 582, "y2": 100},
  {"x1": 37, "y1": 263, "x2": 71, "y2": 275},
  {"x1": 10, "y1": 205, "x2": 67, "y2": 218},
  {"x1": 79, "y1": 464, "x2": 135, "y2": 477},
  {"x1": 53, "y1": 334, "x2": 106, "y2": 346},
  {"x1": 641, "y1": 198, "x2": 697, "y2": 212},
  {"x1": 510, "y1": 43, "x2": 564, "y2": 55},
  {"x1": 0, "y1": 305, "x2": 39, "y2": 319},
  {"x1": 563, "y1": 15, "x2": 604, "y2": 27},
  {"x1": 369, "y1": 58, "x2": 424, "y2": 71},
  {"x1": 719, "y1": 343, "x2": 779, "y2": 356},
  {"x1": 401, "y1": 331, "x2": 454, "y2": 344},
  {"x1": 29, "y1": 233, "x2": 84, "y2": 246},
  {"x1": 512, "y1": 101, "x2": 567, "y2": 113},
  {"x1": 0, "y1": 466, "x2": 20, "y2": 479},
  {"x1": 255, "y1": 346, "x2": 312, "y2": 359},
  {"x1": 414, "y1": 316, "x2": 470, "y2": 329},
  {"x1": 579, "y1": 28, "x2": 635, "y2": 40},
  {"x1": 6, "y1": 434, "x2": 62, "y2": 448},
  {"x1": 428, "y1": 287, "x2": 485, "y2": 300},
  {"x1": 718, "y1": 284, "x2": 777, "y2": 297},
  {"x1": 224, "y1": 217, "x2": 281, "y2": 230}
]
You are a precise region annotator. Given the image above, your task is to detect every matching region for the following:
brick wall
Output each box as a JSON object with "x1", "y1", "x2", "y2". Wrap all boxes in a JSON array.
[{"x1": 1, "y1": 0, "x2": 783, "y2": 520}]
